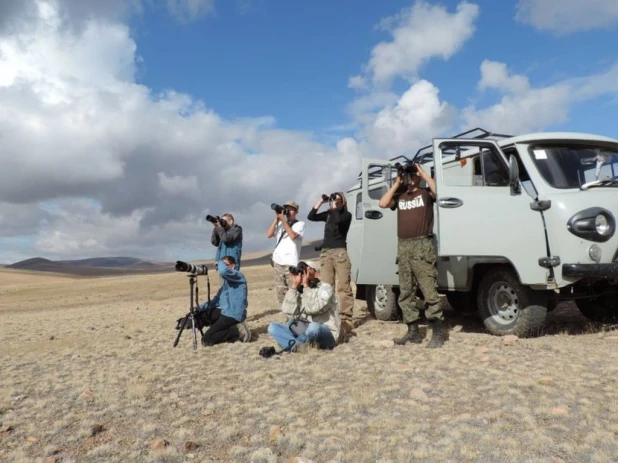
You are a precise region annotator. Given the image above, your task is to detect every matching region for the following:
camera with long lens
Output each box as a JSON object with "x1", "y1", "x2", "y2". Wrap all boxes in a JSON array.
[
  {"x1": 271, "y1": 203, "x2": 290, "y2": 216},
  {"x1": 175, "y1": 260, "x2": 209, "y2": 275},
  {"x1": 288, "y1": 261, "x2": 308, "y2": 276},
  {"x1": 205, "y1": 215, "x2": 227, "y2": 228}
]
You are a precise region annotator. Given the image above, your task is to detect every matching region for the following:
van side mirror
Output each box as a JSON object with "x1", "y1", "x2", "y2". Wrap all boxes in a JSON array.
[{"x1": 509, "y1": 155, "x2": 521, "y2": 195}]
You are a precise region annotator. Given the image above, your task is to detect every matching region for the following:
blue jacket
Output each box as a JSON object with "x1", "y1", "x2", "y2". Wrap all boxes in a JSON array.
[
  {"x1": 207, "y1": 260, "x2": 248, "y2": 322},
  {"x1": 211, "y1": 224, "x2": 243, "y2": 269}
]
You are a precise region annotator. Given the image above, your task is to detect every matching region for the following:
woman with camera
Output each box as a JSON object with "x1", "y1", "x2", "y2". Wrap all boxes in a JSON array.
[{"x1": 266, "y1": 260, "x2": 341, "y2": 351}]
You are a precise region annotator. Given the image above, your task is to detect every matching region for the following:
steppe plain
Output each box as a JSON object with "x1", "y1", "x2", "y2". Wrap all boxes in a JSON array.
[{"x1": 1, "y1": 264, "x2": 618, "y2": 463}]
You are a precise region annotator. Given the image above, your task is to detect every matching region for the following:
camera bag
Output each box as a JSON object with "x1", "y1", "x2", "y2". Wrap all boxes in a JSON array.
[{"x1": 289, "y1": 319, "x2": 310, "y2": 337}]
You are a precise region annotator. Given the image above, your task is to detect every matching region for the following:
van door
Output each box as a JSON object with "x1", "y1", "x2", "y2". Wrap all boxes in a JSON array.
[
  {"x1": 355, "y1": 158, "x2": 399, "y2": 286},
  {"x1": 432, "y1": 139, "x2": 549, "y2": 286}
]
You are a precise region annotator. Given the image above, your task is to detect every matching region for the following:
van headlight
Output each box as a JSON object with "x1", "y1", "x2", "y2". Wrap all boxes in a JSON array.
[
  {"x1": 595, "y1": 214, "x2": 611, "y2": 236},
  {"x1": 567, "y1": 208, "x2": 615, "y2": 243}
]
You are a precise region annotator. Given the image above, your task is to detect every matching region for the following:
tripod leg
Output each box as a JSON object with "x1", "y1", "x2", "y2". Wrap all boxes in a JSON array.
[
  {"x1": 191, "y1": 314, "x2": 198, "y2": 351},
  {"x1": 173, "y1": 318, "x2": 186, "y2": 347}
]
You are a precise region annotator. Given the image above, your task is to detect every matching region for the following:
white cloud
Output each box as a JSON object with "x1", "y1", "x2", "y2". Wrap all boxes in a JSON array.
[
  {"x1": 0, "y1": 0, "x2": 363, "y2": 263},
  {"x1": 477, "y1": 60, "x2": 529, "y2": 94},
  {"x1": 463, "y1": 60, "x2": 618, "y2": 135},
  {"x1": 166, "y1": 0, "x2": 215, "y2": 22},
  {"x1": 363, "y1": 0, "x2": 479, "y2": 87},
  {"x1": 515, "y1": 0, "x2": 618, "y2": 35},
  {"x1": 365, "y1": 80, "x2": 457, "y2": 157},
  {"x1": 344, "y1": 1, "x2": 479, "y2": 153}
]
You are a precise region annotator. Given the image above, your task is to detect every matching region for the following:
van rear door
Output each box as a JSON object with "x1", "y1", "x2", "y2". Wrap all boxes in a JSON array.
[{"x1": 355, "y1": 158, "x2": 399, "y2": 286}]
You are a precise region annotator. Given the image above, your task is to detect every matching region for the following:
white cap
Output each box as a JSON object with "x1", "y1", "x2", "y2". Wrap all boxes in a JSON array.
[{"x1": 303, "y1": 260, "x2": 320, "y2": 272}]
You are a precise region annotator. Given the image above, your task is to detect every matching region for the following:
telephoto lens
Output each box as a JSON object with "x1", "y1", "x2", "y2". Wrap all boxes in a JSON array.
[
  {"x1": 321, "y1": 194, "x2": 329, "y2": 202},
  {"x1": 271, "y1": 203, "x2": 284, "y2": 214}
]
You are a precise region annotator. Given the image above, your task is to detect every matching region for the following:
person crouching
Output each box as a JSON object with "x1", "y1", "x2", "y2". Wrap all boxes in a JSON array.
[{"x1": 266, "y1": 260, "x2": 340, "y2": 352}]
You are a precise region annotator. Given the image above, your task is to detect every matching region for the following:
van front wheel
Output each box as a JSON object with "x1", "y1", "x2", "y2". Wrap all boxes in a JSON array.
[
  {"x1": 367, "y1": 284, "x2": 398, "y2": 321},
  {"x1": 477, "y1": 269, "x2": 547, "y2": 337}
]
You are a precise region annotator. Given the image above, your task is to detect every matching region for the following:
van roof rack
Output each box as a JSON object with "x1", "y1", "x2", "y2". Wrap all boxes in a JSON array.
[
  {"x1": 411, "y1": 127, "x2": 513, "y2": 163},
  {"x1": 359, "y1": 127, "x2": 514, "y2": 180}
]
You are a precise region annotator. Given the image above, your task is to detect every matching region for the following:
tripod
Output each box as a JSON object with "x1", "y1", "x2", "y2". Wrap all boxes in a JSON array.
[{"x1": 173, "y1": 273, "x2": 211, "y2": 351}]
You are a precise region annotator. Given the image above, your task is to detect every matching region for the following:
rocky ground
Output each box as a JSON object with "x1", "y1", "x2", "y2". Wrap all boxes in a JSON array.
[{"x1": 1, "y1": 266, "x2": 617, "y2": 463}]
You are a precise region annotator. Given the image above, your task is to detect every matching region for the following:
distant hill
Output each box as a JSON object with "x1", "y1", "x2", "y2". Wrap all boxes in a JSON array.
[
  {"x1": 56, "y1": 257, "x2": 157, "y2": 268},
  {"x1": 6, "y1": 257, "x2": 173, "y2": 277},
  {"x1": 5, "y1": 240, "x2": 323, "y2": 277}
]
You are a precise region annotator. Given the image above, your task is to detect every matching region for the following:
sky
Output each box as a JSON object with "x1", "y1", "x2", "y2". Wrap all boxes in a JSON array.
[{"x1": 1, "y1": 0, "x2": 618, "y2": 264}]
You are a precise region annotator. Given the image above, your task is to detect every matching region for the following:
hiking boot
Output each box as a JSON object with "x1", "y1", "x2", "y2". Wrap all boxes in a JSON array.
[
  {"x1": 427, "y1": 319, "x2": 447, "y2": 349},
  {"x1": 393, "y1": 321, "x2": 422, "y2": 345},
  {"x1": 237, "y1": 321, "x2": 251, "y2": 343},
  {"x1": 339, "y1": 319, "x2": 355, "y2": 343}
]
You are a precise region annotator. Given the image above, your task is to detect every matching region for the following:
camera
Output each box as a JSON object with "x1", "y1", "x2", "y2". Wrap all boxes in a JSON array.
[
  {"x1": 271, "y1": 203, "x2": 290, "y2": 215},
  {"x1": 206, "y1": 215, "x2": 227, "y2": 228},
  {"x1": 175, "y1": 260, "x2": 209, "y2": 275},
  {"x1": 288, "y1": 261, "x2": 308, "y2": 276}
]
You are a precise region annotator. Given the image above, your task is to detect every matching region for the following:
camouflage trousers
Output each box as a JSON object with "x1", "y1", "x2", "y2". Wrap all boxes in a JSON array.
[
  {"x1": 319, "y1": 248, "x2": 355, "y2": 321},
  {"x1": 398, "y1": 236, "x2": 443, "y2": 323},
  {"x1": 273, "y1": 262, "x2": 292, "y2": 304}
]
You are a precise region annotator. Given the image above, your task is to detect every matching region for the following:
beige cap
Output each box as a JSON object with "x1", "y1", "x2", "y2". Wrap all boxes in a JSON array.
[{"x1": 284, "y1": 200, "x2": 299, "y2": 210}]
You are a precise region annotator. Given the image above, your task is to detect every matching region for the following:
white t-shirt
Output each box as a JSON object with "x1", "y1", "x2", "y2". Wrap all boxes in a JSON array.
[{"x1": 272, "y1": 220, "x2": 305, "y2": 266}]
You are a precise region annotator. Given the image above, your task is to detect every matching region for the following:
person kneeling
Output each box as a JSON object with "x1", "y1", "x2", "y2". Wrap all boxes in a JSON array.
[
  {"x1": 266, "y1": 261, "x2": 340, "y2": 352},
  {"x1": 198, "y1": 256, "x2": 250, "y2": 346}
]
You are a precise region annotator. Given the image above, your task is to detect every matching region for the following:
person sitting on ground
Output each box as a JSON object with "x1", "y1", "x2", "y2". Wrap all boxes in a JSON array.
[
  {"x1": 266, "y1": 260, "x2": 341, "y2": 352},
  {"x1": 198, "y1": 256, "x2": 250, "y2": 345}
]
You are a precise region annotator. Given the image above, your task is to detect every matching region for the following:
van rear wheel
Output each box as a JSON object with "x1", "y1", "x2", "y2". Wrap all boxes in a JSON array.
[
  {"x1": 367, "y1": 284, "x2": 398, "y2": 321},
  {"x1": 477, "y1": 268, "x2": 547, "y2": 337}
]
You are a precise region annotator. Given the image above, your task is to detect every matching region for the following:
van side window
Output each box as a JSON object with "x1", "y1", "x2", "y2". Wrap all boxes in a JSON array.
[
  {"x1": 368, "y1": 185, "x2": 387, "y2": 200},
  {"x1": 355, "y1": 192, "x2": 363, "y2": 220},
  {"x1": 441, "y1": 143, "x2": 509, "y2": 187}
]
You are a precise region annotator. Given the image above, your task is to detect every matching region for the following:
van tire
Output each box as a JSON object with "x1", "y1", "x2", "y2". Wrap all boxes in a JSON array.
[
  {"x1": 367, "y1": 284, "x2": 398, "y2": 321},
  {"x1": 446, "y1": 291, "x2": 477, "y2": 314},
  {"x1": 477, "y1": 268, "x2": 546, "y2": 337},
  {"x1": 576, "y1": 295, "x2": 618, "y2": 324}
]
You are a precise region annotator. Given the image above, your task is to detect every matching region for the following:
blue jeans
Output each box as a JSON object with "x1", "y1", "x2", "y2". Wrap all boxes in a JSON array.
[{"x1": 267, "y1": 321, "x2": 336, "y2": 351}]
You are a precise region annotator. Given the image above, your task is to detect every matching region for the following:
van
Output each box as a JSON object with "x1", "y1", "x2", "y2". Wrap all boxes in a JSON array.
[{"x1": 346, "y1": 128, "x2": 618, "y2": 336}]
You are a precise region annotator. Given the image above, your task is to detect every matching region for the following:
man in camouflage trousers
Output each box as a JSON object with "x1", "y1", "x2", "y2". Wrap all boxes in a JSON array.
[{"x1": 379, "y1": 161, "x2": 447, "y2": 348}]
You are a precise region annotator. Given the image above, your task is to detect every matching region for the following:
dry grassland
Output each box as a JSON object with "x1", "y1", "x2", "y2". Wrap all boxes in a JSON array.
[{"x1": 1, "y1": 266, "x2": 618, "y2": 463}]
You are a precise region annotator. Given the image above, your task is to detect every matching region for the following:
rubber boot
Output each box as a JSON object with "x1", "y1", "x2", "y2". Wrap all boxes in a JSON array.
[
  {"x1": 393, "y1": 321, "x2": 422, "y2": 345},
  {"x1": 427, "y1": 319, "x2": 447, "y2": 349}
]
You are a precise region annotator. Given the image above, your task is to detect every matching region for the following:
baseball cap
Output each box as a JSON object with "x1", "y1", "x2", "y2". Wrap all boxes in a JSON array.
[
  {"x1": 303, "y1": 260, "x2": 320, "y2": 272},
  {"x1": 284, "y1": 200, "x2": 299, "y2": 210}
]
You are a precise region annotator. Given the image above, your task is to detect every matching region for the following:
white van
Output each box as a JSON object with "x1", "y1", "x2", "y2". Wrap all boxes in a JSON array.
[{"x1": 346, "y1": 128, "x2": 618, "y2": 336}]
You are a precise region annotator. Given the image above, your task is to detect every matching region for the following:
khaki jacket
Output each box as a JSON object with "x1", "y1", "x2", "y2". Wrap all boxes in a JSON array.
[{"x1": 281, "y1": 281, "x2": 341, "y2": 341}]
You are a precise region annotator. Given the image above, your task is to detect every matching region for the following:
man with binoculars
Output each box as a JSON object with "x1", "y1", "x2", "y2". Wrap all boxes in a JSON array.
[
  {"x1": 307, "y1": 191, "x2": 355, "y2": 336},
  {"x1": 266, "y1": 200, "x2": 306, "y2": 304},
  {"x1": 378, "y1": 161, "x2": 447, "y2": 349}
]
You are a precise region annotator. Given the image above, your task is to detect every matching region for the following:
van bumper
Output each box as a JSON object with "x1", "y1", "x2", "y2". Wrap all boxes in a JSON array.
[{"x1": 562, "y1": 263, "x2": 618, "y2": 279}]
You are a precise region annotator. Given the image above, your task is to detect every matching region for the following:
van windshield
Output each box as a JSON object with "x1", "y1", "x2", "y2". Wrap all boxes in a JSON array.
[{"x1": 527, "y1": 144, "x2": 618, "y2": 189}]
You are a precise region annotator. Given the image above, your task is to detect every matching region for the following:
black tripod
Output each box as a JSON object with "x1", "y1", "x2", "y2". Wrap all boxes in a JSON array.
[{"x1": 173, "y1": 273, "x2": 211, "y2": 351}]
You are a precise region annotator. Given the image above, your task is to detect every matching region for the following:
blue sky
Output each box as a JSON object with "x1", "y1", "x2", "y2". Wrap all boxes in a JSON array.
[
  {"x1": 132, "y1": 0, "x2": 618, "y2": 137},
  {"x1": 0, "y1": 0, "x2": 618, "y2": 264}
]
